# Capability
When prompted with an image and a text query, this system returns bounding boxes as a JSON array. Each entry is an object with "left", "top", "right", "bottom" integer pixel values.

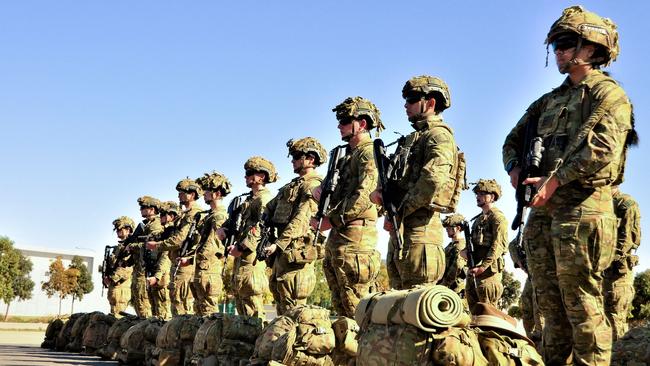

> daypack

[
  {"left": 55, "top": 312, "right": 85, "bottom": 351},
  {"left": 216, "top": 315, "right": 264, "bottom": 366},
  {"left": 120, "top": 318, "right": 165, "bottom": 365},
  {"left": 611, "top": 325, "right": 650, "bottom": 366},
  {"left": 82, "top": 312, "right": 116, "bottom": 354},
  {"left": 285, "top": 305, "right": 335, "bottom": 356},
  {"left": 144, "top": 318, "right": 166, "bottom": 366},
  {"left": 41, "top": 318, "right": 65, "bottom": 349},
  {"left": 68, "top": 312, "right": 100, "bottom": 352},
  {"left": 476, "top": 330, "right": 544, "bottom": 366},
  {"left": 330, "top": 316, "right": 358, "bottom": 366},
  {"left": 96, "top": 314, "right": 143, "bottom": 360},
  {"left": 156, "top": 314, "right": 205, "bottom": 366},
  {"left": 357, "top": 322, "right": 433, "bottom": 366},
  {"left": 431, "top": 327, "right": 488, "bottom": 366},
  {"left": 251, "top": 316, "right": 296, "bottom": 363},
  {"left": 190, "top": 313, "right": 227, "bottom": 366}
]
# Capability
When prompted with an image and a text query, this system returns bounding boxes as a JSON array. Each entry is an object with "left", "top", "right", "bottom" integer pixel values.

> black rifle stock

[
  {"left": 373, "top": 137, "right": 404, "bottom": 258},
  {"left": 463, "top": 220, "right": 478, "bottom": 290},
  {"left": 314, "top": 145, "right": 346, "bottom": 241},
  {"left": 100, "top": 245, "right": 117, "bottom": 296},
  {"left": 255, "top": 213, "right": 277, "bottom": 266},
  {"left": 223, "top": 193, "right": 249, "bottom": 260}
]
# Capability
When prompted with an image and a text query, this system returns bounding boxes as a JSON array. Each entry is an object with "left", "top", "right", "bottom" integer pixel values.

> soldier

[
  {"left": 193, "top": 172, "right": 231, "bottom": 316},
  {"left": 145, "top": 201, "right": 178, "bottom": 320},
  {"left": 263, "top": 137, "right": 325, "bottom": 315},
  {"left": 464, "top": 179, "right": 507, "bottom": 309},
  {"left": 217, "top": 157, "right": 276, "bottom": 319},
  {"left": 439, "top": 214, "right": 467, "bottom": 298},
  {"left": 502, "top": 6, "right": 633, "bottom": 364},
  {"left": 508, "top": 238, "right": 543, "bottom": 346},
  {"left": 105, "top": 216, "right": 134, "bottom": 317},
  {"left": 147, "top": 179, "right": 205, "bottom": 315},
  {"left": 371, "top": 75, "right": 459, "bottom": 290},
  {"left": 129, "top": 196, "right": 164, "bottom": 318},
  {"left": 312, "top": 96, "right": 382, "bottom": 318},
  {"left": 604, "top": 187, "right": 641, "bottom": 341}
]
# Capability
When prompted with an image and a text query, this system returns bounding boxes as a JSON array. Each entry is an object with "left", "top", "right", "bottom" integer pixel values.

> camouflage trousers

[
  {"left": 520, "top": 276, "right": 544, "bottom": 345},
  {"left": 603, "top": 258, "right": 636, "bottom": 341},
  {"left": 233, "top": 261, "right": 268, "bottom": 319},
  {"left": 269, "top": 260, "right": 316, "bottom": 315},
  {"left": 148, "top": 280, "right": 171, "bottom": 320},
  {"left": 387, "top": 209, "right": 445, "bottom": 290},
  {"left": 524, "top": 187, "right": 616, "bottom": 366},
  {"left": 170, "top": 267, "right": 195, "bottom": 316},
  {"left": 465, "top": 270, "right": 503, "bottom": 310},
  {"left": 131, "top": 273, "right": 152, "bottom": 318},
  {"left": 193, "top": 266, "right": 223, "bottom": 316},
  {"left": 323, "top": 224, "right": 380, "bottom": 318},
  {"left": 108, "top": 281, "right": 131, "bottom": 317}
]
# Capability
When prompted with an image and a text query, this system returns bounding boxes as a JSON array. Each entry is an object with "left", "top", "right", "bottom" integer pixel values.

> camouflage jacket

[
  {"left": 327, "top": 134, "right": 378, "bottom": 227},
  {"left": 470, "top": 207, "right": 508, "bottom": 272},
  {"left": 440, "top": 238, "right": 467, "bottom": 293},
  {"left": 613, "top": 190, "right": 641, "bottom": 260},
  {"left": 131, "top": 217, "right": 163, "bottom": 276},
  {"left": 152, "top": 222, "right": 175, "bottom": 282},
  {"left": 503, "top": 70, "right": 632, "bottom": 203},
  {"left": 393, "top": 115, "right": 457, "bottom": 218},
  {"left": 109, "top": 244, "right": 133, "bottom": 285},
  {"left": 159, "top": 204, "right": 205, "bottom": 272},
  {"left": 265, "top": 170, "right": 322, "bottom": 251},
  {"left": 194, "top": 203, "right": 228, "bottom": 273},
  {"left": 231, "top": 187, "right": 272, "bottom": 265}
]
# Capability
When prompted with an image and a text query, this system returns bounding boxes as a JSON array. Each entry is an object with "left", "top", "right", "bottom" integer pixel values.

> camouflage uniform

[
  {"left": 227, "top": 157, "right": 276, "bottom": 318},
  {"left": 193, "top": 172, "right": 231, "bottom": 316},
  {"left": 439, "top": 214, "right": 467, "bottom": 297},
  {"left": 466, "top": 179, "right": 508, "bottom": 309},
  {"left": 158, "top": 179, "right": 206, "bottom": 315},
  {"left": 502, "top": 6, "right": 632, "bottom": 364},
  {"left": 266, "top": 138, "right": 326, "bottom": 315},
  {"left": 604, "top": 189, "right": 641, "bottom": 341},
  {"left": 324, "top": 97, "right": 382, "bottom": 318},
  {"left": 386, "top": 76, "right": 458, "bottom": 290},
  {"left": 508, "top": 238, "right": 543, "bottom": 344},
  {"left": 107, "top": 217, "right": 135, "bottom": 317},
  {"left": 147, "top": 201, "right": 178, "bottom": 320}
]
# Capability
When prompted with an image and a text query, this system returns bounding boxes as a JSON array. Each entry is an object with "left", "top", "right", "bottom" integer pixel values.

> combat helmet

[
  {"left": 332, "top": 96, "right": 385, "bottom": 135},
  {"left": 197, "top": 171, "right": 232, "bottom": 196},
  {"left": 546, "top": 5, "right": 619, "bottom": 66},
  {"left": 402, "top": 75, "right": 451, "bottom": 112},
  {"left": 112, "top": 216, "right": 135, "bottom": 231},
  {"left": 137, "top": 196, "right": 162, "bottom": 210},
  {"left": 442, "top": 213, "right": 466, "bottom": 228},
  {"left": 472, "top": 179, "right": 502, "bottom": 201},
  {"left": 244, "top": 156, "right": 278, "bottom": 183},
  {"left": 176, "top": 178, "right": 203, "bottom": 198},
  {"left": 287, "top": 137, "right": 327, "bottom": 166},
  {"left": 159, "top": 201, "right": 181, "bottom": 216}
]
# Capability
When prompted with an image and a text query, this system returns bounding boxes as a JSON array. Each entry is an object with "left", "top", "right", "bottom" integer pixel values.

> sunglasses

[
  {"left": 552, "top": 36, "right": 579, "bottom": 52},
  {"left": 338, "top": 117, "right": 354, "bottom": 126},
  {"left": 245, "top": 169, "right": 260, "bottom": 177},
  {"left": 291, "top": 152, "right": 305, "bottom": 160},
  {"left": 405, "top": 95, "right": 424, "bottom": 104}
]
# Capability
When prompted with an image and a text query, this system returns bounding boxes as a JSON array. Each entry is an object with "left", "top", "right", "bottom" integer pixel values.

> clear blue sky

[{"left": 1, "top": 1, "right": 648, "bottom": 278}]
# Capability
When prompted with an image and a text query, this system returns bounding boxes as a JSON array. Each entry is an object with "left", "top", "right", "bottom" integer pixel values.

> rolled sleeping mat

[{"left": 356, "top": 285, "right": 469, "bottom": 332}]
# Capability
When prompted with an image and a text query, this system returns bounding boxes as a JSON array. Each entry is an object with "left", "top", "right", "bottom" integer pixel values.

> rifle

[
  {"left": 462, "top": 220, "right": 478, "bottom": 290},
  {"left": 100, "top": 245, "right": 117, "bottom": 296},
  {"left": 314, "top": 145, "right": 346, "bottom": 241},
  {"left": 171, "top": 210, "right": 209, "bottom": 279},
  {"left": 255, "top": 213, "right": 277, "bottom": 266},
  {"left": 373, "top": 137, "right": 405, "bottom": 259},
  {"left": 223, "top": 193, "right": 249, "bottom": 260}
]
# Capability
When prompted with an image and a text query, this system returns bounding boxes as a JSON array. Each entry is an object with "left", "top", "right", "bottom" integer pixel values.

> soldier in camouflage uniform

[
  {"left": 147, "top": 179, "right": 206, "bottom": 315},
  {"left": 465, "top": 179, "right": 507, "bottom": 310},
  {"left": 192, "top": 172, "right": 231, "bottom": 315},
  {"left": 371, "top": 76, "right": 458, "bottom": 290},
  {"left": 508, "top": 238, "right": 544, "bottom": 346},
  {"left": 604, "top": 187, "right": 641, "bottom": 341},
  {"left": 263, "top": 137, "right": 325, "bottom": 315},
  {"left": 128, "top": 196, "right": 164, "bottom": 318},
  {"left": 502, "top": 6, "right": 633, "bottom": 364},
  {"left": 313, "top": 96, "right": 382, "bottom": 318},
  {"left": 439, "top": 214, "right": 467, "bottom": 298},
  {"left": 145, "top": 201, "right": 177, "bottom": 320},
  {"left": 217, "top": 157, "right": 276, "bottom": 319},
  {"left": 105, "top": 216, "right": 134, "bottom": 317}
]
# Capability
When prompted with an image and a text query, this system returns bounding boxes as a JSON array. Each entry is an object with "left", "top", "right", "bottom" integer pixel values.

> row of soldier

[{"left": 101, "top": 5, "right": 641, "bottom": 365}]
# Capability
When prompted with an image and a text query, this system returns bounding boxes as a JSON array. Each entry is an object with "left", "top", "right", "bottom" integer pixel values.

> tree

[
  {"left": 308, "top": 260, "right": 332, "bottom": 310},
  {"left": 499, "top": 270, "right": 521, "bottom": 311},
  {"left": 68, "top": 256, "right": 94, "bottom": 313},
  {"left": 631, "top": 269, "right": 650, "bottom": 321},
  {"left": 42, "top": 256, "right": 79, "bottom": 316},
  {"left": 0, "top": 236, "right": 35, "bottom": 321}
]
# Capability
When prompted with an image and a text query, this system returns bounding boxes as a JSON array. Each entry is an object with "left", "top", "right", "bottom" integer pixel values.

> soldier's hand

[
  {"left": 383, "top": 218, "right": 394, "bottom": 232},
  {"left": 370, "top": 189, "right": 383, "bottom": 205},
  {"left": 265, "top": 244, "right": 277, "bottom": 256},
  {"left": 525, "top": 175, "right": 559, "bottom": 207},
  {"left": 179, "top": 258, "right": 190, "bottom": 266},
  {"left": 147, "top": 277, "right": 158, "bottom": 286},
  {"left": 469, "top": 266, "right": 486, "bottom": 276},
  {"left": 459, "top": 248, "right": 468, "bottom": 260},
  {"left": 216, "top": 228, "right": 226, "bottom": 241},
  {"left": 318, "top": 217, "right": 332, "bottom": 232},
  {"left": 103, "top": 277, "right": 111, "bottom": 287},
  {"left": 229, "top": 245, "right": 242, "bottom": 257},
  {"left": 509, "top": 167, "right": 521, "bottom": 188},
  {"left": 145, "top": 241, "right": 158, "bottom": 250},
  {"left": 312, "top": 186, "right": 323, "bottom": 201}
]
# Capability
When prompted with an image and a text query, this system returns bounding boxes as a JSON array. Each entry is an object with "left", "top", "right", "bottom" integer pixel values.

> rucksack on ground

[
  {"left": 55, "top": 312, "right": 85, "bottom": 351},
  {"left": 96, "top": 313, "right": 142, "bottom": 360},
  {"left": 82, "top": 312, "right": 116, "bottom": 355}
]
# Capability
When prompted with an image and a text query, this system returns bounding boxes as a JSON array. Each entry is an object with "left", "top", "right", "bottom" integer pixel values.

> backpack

[
  {"left": 216, "top": 315, "right": 264, "bottom": 366},
  {"left": 331, "top": 316, "right": 359, "bottom": 366},
  {"left": 357, "top": 323, "right": 433, "bottom": 366},
  {"left": 476, "top": 330, "right": 544, "bottom": 366},
  {"left": 82, "top": 313, "right": 116, "bottom": 354},
  {"left": 429, "top": 128, "right": 467, "bottom": 214},
  {"left": 431, "top": 327, "right": 488, "bottom": 366},
  {"left": 156, "top": 314, "right": 205, "bottom": 366},
  {"left": 55, "top": 312, "right": 85, "bottom": 351},
  {"left": 120, "top": 318, "right": 165, "bottom": 364},
  {"left": 41, "top": 318, "right": 65, "bottom": 349},
  {"left": 285, "top": 305, "right": 335, "bottom": 356},
  {"left": 96, "top": 314, "right": 143, "bottom": 360},
  {"left": 251, "top": 316, "right": 296, "bottom": 363},
  {"left": 144, "top": 319, "right": 165, "bottom": 366},
  {"left": 190, "top": 313, "right": 227, "bottom": 366},
  {"left": 67, "top": 312, "right": 100, "bottom": 352}
]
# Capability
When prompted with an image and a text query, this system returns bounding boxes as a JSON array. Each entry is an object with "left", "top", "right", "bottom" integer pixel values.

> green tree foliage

[
  {"left": 499, "top": 270, "right": 521, "bottom": 311},
  {"left": 69, "top": 256, "right": 94, "bottom": 313},
  {"left": 308, "top": 260, "right": 332, "bottom": 310},
  {"left": 508, "top": 305, "right": 523, "bottom": 319},
  {"left": 631, "top": 269, "right": 650, "bottom": 321},
  {"left": 0, "top": 236, "right": 35, "bottom": 321},
  {"left": 42, "top": 256, "right": 79, "bottom": 316}
]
